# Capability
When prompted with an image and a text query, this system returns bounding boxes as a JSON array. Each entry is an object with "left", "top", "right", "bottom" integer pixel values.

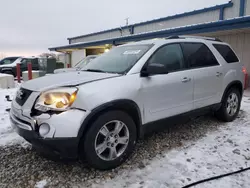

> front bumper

[
  {"left": 10, "top": 97, "right": 89, "bottom": 159},
  {"left": 12, "top": 120, "right": 78, "bottom": 159}
]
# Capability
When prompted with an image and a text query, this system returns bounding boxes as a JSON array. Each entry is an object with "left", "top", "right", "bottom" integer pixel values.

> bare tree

[
  {"left": 39, "top": 52, "right": 57, "bottom": 60},
  {"left": 0, "top": 53, "right": 6, "bottom": 59}
]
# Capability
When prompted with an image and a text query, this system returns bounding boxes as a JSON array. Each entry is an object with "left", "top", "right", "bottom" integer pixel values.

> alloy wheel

[
  {"left": 94, "top": 120, "right": 129, "bottom": 161},
  {"left": 226, "top": 93, "right": 239, "bottom": 116}
]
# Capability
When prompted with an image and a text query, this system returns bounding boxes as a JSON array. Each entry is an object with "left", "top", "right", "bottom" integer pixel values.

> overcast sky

[{"left": 0, "top": 0, "right": 228, "bottom": 57}]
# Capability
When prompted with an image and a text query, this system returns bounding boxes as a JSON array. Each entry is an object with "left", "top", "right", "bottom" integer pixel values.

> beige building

[{"left": 50, "top": 0, "right": 250, "bottom": 84}]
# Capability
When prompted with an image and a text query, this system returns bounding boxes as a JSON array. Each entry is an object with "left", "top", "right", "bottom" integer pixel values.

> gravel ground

[{"left": 0, "top": 112, "right": 227, "bottom": 188}]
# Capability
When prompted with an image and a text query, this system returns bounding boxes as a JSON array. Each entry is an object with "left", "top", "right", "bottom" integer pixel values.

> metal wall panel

[
  {"left": 216, "top": 33, "right": 250, "bottom": 74},
  {"left": 224, "top": 0, "right": 240, "bottom": 19},
  {"left": 70, "top": 28, "right": 131, "bottom": 44},
  {"left": 246, "top": 0, "right": 250, "bottom": 15},
  {"left": 134, "top": 10, "right": 220, "bottom": 34},
  {"left": 71, "top": 49, "right": 86, "bottom": 67},
  {"left": 68, "top": 0, "right": 242, "bottom": 45}
]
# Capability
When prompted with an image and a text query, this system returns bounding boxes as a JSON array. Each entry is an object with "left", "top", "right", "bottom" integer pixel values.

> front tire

[
  {"left": 216, "top": 88, "right": 241, "bottom": 122},
  {"left": 81, "top": 110, "right": 137, "bottom": 170}
]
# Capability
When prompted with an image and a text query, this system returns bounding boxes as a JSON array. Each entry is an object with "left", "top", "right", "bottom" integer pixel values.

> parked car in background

[
  {"left": 10, "top": 36, "right": 246, "bottom": 170},
  {"left": 0, "top": 56, "right": 21, "bottom": 67},
  {"left": 0, "top": 57, "right": 40, "bottom": 77},
  {"left": 54, "top": 55, "right": 98, "bottom": 74},
  {"left": 0, "top": 57, "right": 23, "bottom": 76}
]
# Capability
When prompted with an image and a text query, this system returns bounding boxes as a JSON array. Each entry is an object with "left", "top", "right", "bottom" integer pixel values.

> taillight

[
  {"left": 242, "top": 66, "right": 248, "bottom": 90},
  {"left": 242, "top": 66, "right": 247, "bottom": 74}
]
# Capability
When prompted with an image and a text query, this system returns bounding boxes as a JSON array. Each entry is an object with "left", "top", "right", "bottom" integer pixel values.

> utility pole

[{"left": 125, "top": 17, "right": 129, "bottom": 26}]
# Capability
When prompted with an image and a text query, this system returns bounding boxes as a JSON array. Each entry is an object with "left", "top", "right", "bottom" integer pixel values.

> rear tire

[
  {"left": 80, "top": 110, "right": 137, "bottom": 170},
  {"left": 216, "top": 88, "right": 241, "bottom": 122}
]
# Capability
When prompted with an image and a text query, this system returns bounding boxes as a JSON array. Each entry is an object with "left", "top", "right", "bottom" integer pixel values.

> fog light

[{"left": 39, "top": 123, "right": 50, "bottom": 137}]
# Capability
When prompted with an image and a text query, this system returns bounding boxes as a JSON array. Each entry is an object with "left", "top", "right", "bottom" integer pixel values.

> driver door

[{"left": 140, "top": 43, "right": 194, "bottom": 123}]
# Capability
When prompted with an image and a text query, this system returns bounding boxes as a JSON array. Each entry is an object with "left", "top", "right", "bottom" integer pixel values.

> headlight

[{"left": 35, "top": 87, "right": 78, "bottom": 112}]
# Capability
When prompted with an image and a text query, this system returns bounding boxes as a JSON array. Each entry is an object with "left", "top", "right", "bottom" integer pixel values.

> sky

[{"left": 0, "top": 0, "right": 228, "bottom": 57}]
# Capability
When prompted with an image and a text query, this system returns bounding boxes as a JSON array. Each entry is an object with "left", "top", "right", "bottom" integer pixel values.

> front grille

[
  {"left": 15, "top": 115, "right": 32, "bottom": 126},
  {"left": 15, "top": 88, "right": 33, "bottom": 106},
  {"left": 10, "top": 112, "right": 32, "bottom": 130}
]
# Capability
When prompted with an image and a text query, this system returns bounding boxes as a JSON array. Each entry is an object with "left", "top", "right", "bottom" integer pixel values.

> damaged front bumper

[
  {"left": 11, "top": 118, "right": 78, "bottom": 159},
  {"left": 9, "top": 91, "right": 89, "bottom": 159}
]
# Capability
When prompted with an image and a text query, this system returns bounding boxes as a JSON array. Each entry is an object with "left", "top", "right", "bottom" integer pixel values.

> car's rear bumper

[{"left": 11, "top": 115, "right": 79, "bottom": 159}]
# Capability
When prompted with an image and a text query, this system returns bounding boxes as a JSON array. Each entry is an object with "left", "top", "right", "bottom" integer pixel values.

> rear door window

[
  {"left": 21, "top": 58, "right": 28, "bottom": 66},
  {"left": 181, "top": 43, "right": 219, "bottom": 69},
  {"left": 213, "top": 44, "right": 239, "bottom": 63}
]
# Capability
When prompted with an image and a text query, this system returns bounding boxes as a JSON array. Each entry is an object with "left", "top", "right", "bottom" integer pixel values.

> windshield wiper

[{"left": 83, "top": 69, "right": 105, "bottom": 73}]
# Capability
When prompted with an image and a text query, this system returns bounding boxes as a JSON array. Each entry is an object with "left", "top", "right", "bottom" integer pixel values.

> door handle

[
  {"left": 182, "top": 77, "right": 191, "bottom": 83},
  {"left": 216, "top": 72, "right": 223, "bottom": 77}
]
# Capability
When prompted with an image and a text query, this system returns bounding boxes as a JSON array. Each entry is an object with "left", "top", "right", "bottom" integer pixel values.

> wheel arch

[
  {"left": 222, "top": 80, "right": 243, "bottom": 102},
  {"left": 77, "top": 99, "right": 143, "bottom": 142}
]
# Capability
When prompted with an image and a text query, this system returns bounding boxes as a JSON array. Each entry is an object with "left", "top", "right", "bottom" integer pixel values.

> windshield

[
  {"left": 0, "top": 57, "right": 18, "bottom": 65},
  {"left": 82, "top": 45, "right": 151, "bottom": 74},
  {"left": 74, "top": 56, "right": 97, "bottom": 69}
]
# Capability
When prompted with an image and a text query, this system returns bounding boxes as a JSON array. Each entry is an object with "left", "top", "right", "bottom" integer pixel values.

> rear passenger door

[{"left": 181, "top": 42, "right": 223, "bottom": 109}]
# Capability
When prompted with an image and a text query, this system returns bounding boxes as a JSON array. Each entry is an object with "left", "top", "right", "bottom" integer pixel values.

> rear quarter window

[{"left": 213, "top": 44, "right": 239, "bottom": 63}]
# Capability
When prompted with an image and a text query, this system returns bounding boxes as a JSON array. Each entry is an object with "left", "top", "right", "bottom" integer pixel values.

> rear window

[{"left": 213, "top": 44, "right": 239, "bottom": 63}]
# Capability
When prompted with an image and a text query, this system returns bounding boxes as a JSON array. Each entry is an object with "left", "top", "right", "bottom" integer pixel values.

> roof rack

[{"left": 166, "top": 35, "right": 222, "bottom": 42}]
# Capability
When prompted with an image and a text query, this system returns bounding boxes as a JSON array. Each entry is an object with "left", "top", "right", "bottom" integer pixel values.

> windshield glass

[
  {"left": 0, "top": 57, "right": 18, "bottom": 65},
  {"left": 74, "top": 56, "right": 97, "bottom": 69},
  {"left": 82, "top": 45, "right": 151, "bottom": 74}
]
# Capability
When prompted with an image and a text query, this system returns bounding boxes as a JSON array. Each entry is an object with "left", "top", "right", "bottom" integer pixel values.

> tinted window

[
  {"left": 148, "top": 44, "right": 185, "bottom": 72},
  {"left": 21, "top": 58, "right": 37, "bottom": 64},
  {"left": 20, "top": 58, "right": 28, "bottom": 66},
  {"left": 181, "top": 43, "right": 219, "bottom": 68},
  {"left": 32, "top": 58, "right": 39, "bottom": 66},
  {"left": 213, "top": 44, "right": 239, "bottom": 63}
]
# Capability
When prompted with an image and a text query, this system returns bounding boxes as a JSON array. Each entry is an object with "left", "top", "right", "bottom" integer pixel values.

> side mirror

[{"left": 141, "top": 63, "right": 168, "bottom": 77}]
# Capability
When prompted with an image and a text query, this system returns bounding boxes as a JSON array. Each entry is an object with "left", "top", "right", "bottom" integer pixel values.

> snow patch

[
  {"left": 96, "top": 96, "right": 250, "bottom": 188},
  {"left": 35, "top": 179, "right": 47, "bottom": 188},
  {"left": 0, "top": 87, "right": 25, "bottom": 146}
]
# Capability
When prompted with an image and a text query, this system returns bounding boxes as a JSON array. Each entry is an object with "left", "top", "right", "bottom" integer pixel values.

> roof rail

[{"left": 166, "top": 35, "right": 222, "bottom": 42}]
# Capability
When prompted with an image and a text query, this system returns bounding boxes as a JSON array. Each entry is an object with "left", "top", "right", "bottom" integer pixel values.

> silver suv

[{"left": 10, "top": 36, "right": 246, "bottom": 170}]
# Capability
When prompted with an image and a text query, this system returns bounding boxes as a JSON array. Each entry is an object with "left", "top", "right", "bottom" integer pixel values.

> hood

[
  {"left": 21, "top": 71, "right": 119, "bottom": 91},
  {"left": 54, "top": 68, "right": 77, "bottom": 74},
  {"left": 0, "top": 63, "right": 16, "bottom": 68},
  {"left": 0, "top": 58, "right": 23, "bottom": 68}
]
